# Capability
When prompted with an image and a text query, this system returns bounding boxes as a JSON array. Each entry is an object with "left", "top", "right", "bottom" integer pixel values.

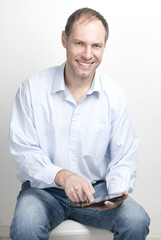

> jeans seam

[
  {"left": 48, "top": 208, "right": 66, "bottom": 230},
  {"left": 71, "top": 209, "right": 115, "bottom": 232}
]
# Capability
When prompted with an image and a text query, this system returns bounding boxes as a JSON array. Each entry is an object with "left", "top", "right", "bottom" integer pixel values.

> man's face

[{"left": 62, "top": 17, "right": 106, "bottom": 82}]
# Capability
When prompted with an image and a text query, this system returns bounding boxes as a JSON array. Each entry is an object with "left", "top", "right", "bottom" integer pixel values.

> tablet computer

[{"left": 68, "top": 193, "right": 125, "bottom": 208}]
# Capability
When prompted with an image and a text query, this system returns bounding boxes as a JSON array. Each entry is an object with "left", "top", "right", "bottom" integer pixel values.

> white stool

[{"left": 49, "top": 219, "right": 113, "bottom": 240}]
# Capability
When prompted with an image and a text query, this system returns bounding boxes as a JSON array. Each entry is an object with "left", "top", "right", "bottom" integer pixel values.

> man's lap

[{"left": 10, "top": 181, "right": 150, "bottom": 237}]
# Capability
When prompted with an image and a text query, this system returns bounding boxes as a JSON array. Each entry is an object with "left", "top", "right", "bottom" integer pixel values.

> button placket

[{"left": 68, "top": 106, "right": 80, "bottom": 172}]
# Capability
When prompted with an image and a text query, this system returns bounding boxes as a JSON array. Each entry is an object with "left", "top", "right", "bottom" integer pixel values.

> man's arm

[
  {"left": 92, "top": 92, "right": 137, "bottom": 211},
  {"left": 9, "top": 80, "right": 62, "bottom": 186},
  {"left": 105, "top": 92, "right": 138, "bottom": 195}
]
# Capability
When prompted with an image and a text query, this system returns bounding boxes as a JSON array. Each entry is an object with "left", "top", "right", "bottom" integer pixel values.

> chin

[{"left": 79, "top": 72, "right": 95, "bottom": 80}]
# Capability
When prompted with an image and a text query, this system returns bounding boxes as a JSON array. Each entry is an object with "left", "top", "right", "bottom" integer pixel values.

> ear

[{"left": 61, "top": 31, "right": 67, "bottom": 48}]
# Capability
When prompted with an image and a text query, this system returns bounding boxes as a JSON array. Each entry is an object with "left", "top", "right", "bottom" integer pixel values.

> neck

[
  {"left": 65, "top": 77, "right": 92, "bottom": 91},
  {"left": 64, "top": 70, "right": 94, "bottom": 104}
]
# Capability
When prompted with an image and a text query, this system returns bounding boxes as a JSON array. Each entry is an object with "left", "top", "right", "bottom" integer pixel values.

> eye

[
  {"left": 75, "top": 41, "right": 83, "bottom": 46},
  {"left": 93, "top": 44, "right": 102, "bottom": 49}
]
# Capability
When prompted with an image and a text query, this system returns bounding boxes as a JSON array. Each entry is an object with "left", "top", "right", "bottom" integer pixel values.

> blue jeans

[{"left": 10, "top": 181, "right": 150, "bottom": 240}]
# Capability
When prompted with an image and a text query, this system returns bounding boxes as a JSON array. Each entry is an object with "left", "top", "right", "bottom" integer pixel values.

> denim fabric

[{"left": 10, "top": 181, "right": 150, "bottom": 240}]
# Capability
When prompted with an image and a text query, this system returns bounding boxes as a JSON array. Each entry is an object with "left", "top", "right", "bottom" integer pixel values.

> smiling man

[{"left": 9, "top": 8, "right": 150, "bottom": 240}]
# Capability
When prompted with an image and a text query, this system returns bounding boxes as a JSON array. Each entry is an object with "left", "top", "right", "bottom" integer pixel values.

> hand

[
  {"left": 55, "top": 169, "right": 95, "bottom": 203},
  {"left": 90, "top": 191, "right": 128, "bottom": 211}
]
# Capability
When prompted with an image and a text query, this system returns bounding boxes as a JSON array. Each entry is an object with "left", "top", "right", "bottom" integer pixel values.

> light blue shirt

[{"left": 9, "top": 62, "right": 138, "bottom": 194}]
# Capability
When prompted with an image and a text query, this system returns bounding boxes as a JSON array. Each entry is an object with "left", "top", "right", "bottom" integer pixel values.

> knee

[
  {"left": 116, "top": 207, "right": 150, "bottom": 238},
  {"left": 126, "top": 209, "right": 150, "bottom": 233},
  {"left": 10, "top": 206, "right": 50, "bottom": 239},
  {"left": 10, "top": 216, "right": 49, "bottom": 240}
]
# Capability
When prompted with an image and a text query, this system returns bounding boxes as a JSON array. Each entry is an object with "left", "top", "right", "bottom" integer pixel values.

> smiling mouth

[{"left": 77, "top": 60, "right": 94, "bottom": 66}]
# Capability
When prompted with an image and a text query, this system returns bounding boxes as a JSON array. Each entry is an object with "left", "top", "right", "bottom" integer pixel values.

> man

[{"left": 9, "top": 8, "right": 150, "bottom": 240}]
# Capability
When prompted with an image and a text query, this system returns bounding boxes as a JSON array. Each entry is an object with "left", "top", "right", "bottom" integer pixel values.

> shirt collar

[
  {"left": 87, "top": 71, "right": 102, "bottom": 95},
  {"left": 52, "top": 62, "right": 102, "bottom": 95},
  {"left": 52, "top": 62, "right": 66, "bottom": 94}
]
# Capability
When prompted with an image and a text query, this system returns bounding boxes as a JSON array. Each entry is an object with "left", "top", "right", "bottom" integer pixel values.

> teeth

[{"left": 78, "top": 61, "right": 91, "bottom": 66}]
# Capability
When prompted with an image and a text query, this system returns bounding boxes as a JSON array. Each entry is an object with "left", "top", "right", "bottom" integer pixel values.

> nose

[{"left": 82, "top": 46, "right": 92, "bottom": 60}]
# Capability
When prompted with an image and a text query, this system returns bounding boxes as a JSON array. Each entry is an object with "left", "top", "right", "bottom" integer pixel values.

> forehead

[{"left": 70, "top": 17, "right": 106, "bottom": 43}]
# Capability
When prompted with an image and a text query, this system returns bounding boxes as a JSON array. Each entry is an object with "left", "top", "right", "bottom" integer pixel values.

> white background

[{"left": 0, "top": 0, "right": 161, "bottom": 238}]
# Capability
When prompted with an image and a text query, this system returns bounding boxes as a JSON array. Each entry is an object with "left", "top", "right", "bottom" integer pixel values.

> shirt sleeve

[
  {"left": 8, "top": 80, "right": 62, "bottom": 186},
  {"left": 105, "top": 91, "right": 138, "bottom": 194}
]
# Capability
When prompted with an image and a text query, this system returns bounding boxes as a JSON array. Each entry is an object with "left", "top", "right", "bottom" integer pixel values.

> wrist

[{"left": 55, "top": 169, "right": 74, "bottom": 187}]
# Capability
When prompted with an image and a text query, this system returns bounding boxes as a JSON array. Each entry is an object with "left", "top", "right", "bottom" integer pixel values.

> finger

[
  {"left": 104, "top": 201, "right": 115, "bottom": 208},
  {"left": 73, "top": 185, "right": 88, "bottom": 203},
  {"left": 104, "top": 198, "right": 123, "bottom": 209},
  {"left": 122, "top": 191, "right": 128, "bottom": 198},
  {"left": 83, "top": 184, "right": 95, "bottom": 203},
  {"left": 89, "top": 183, "right": 96, "bottom": 195},
  {"left": 74, "top": 185, "right": 94, "bottom": 203},
  {"left": 90, "top": 201, "right": 112, "bottom": 211},
  {"left": 68, "top": 188, "right": 82, "bottom": 203},
  {"left": 71, "top": 183, "right": 92, "bottom": 203}
]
